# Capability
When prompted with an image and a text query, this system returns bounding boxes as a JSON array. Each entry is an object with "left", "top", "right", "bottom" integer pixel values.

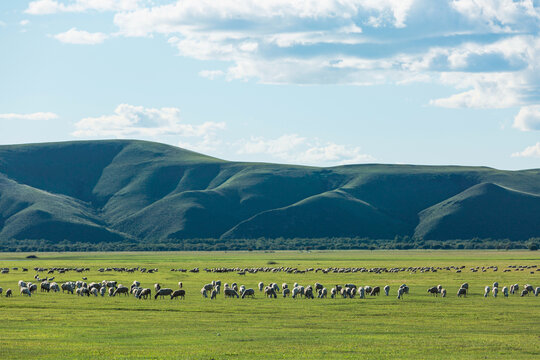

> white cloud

[
  {"left": 513, "top": 105, "right": 540, "bottom": 131},
  {"left": 511, "top": 142, "right": 540, "bottom": 158},
  {"left": 26, "top": 0, "right": 142, "bottom": 15},
  {"left": 20, "top": 20, "right": 30, "bottom": 26},
  {"left": 54, "top": 28, "right": 108, "bottom": 44},
  {"left": 199, "top": 70, "right": 225, "bottom": 80},
  {"left": 0, "top": 112, "right": 58, "bottom": 120},
  {"left": 0, "top": 21, "right": 6, "bottom": 27},
  {"left": 72, "top": 104, "right": 226, "bottom": 150},
  {"left": 237, "top": 134, "right": 374, "bottom": 166}
]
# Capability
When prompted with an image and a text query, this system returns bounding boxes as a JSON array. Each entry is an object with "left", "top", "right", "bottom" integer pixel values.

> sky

[{"left": 0, "top": 0, "right": 539, "bottom": 170}]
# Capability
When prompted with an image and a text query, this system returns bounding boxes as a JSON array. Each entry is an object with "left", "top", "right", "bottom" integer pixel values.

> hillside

[{"left": 0, "top": 140, "right": 539, "bottom": 246}]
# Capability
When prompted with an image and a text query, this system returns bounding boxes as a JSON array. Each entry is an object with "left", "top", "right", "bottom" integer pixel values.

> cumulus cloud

[
  {"left": 25, "top": 0, "right": 540, "bottom": 124},
  {"left": 54, "top": 28, "right": 108, "bottom": 44},
  {"left": 25, "top": 0, "right": 142, "bottom": 15},
  {"left": 72, "top": 104, "right": 226, "bottom": 151},
  {"left": 511, "top": 142, "right": 540, "bottom": 158},
  {"left": 20, "top": 20, "right": 30, "bottom": 26},
  {"left": 237, "top": 134, "right": 374, "bottom": 166},
  {"left": 0, "top": 112, "right": 58, "bottom": 120},
  {"left": 513, "top": 105, "right": 540, "bottom": 131}
]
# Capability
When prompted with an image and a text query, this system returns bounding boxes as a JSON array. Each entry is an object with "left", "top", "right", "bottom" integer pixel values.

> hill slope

[{"left": 0, "top": 140, "right": 538, "bottom": 243}]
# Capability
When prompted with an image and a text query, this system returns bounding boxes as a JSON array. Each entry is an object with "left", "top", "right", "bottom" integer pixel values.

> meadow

[{"left": 0, "top": 250, "right": 539, "bottom": 359}]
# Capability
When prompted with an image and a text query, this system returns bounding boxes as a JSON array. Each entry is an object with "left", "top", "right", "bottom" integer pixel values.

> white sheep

[
  {"left": 502, "top": 286, "right": 509, "bottom": 297},
  {"left": 384, "top": 285, "right": 390, "bottom": 296},
  {"left": 492, "top": 287, "right": 498, "bottom": 298},
  {"left": 484, "top": 286, "right": 490, "bottom": 297},
  {"left": 441, "top": 288, "right": 447, "bottom": 297}
]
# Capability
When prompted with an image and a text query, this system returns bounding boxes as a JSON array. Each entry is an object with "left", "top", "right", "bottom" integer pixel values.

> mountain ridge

[{"left": 0, "top": 139, "right": 538, "bottom": 243}]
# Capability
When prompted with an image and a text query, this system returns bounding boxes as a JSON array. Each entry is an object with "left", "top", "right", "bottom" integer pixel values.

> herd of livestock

[{"left": 0, "top": 263, "right": 538, "bottom": 301}]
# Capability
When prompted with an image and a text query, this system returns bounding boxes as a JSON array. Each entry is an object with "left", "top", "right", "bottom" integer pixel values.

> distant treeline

[{"left": 0, "top": 236, "right": 538, "bottom": 252}]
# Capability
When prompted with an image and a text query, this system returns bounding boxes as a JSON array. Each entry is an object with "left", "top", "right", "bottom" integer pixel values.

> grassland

[{"left": 0, "top": 250, "right": 539, "bottom": 359}]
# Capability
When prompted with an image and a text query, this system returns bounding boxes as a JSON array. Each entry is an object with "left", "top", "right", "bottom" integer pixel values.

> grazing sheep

[
  {"left": 258, "top": 282, "right": 264, "bottom": 292},
  {"left": 224, "top": 288, "right": 239, "bottom": 298},
  {"left": 457, "top": 287, "right": 467, "bottom": 297},
  {"left": 492, "top": 287, "right": 498, "bottom": 298},
  {"left": 359, "top": 287, "right": 365, "bottom": 299},
  {"left": 90, "top": 288, "right": 99, "bottom": 297},
  {"left": 400, "top": 285, "right": 409, "bottom": 294},
  {"left": 214, "top": 284, "right": 221, "bottom": 294},
  {"left": 493, "top": 282, "right": 499, "bottom": 288},
  {"left": 264, "top": 286, "right": 277, "bottom": 298},
  {"left": 292, "top": 286, "right": 302, "bottom": 299},
  {"left": 28, "top": 283, "right": 38, "bottom": 293},
  {"left": 427, "top": 286, "right": 438, "bottom": 296},
  {"left": 154, "top": 288, "right": 174, "bottom": 299},
  {"left": 271, "top": 283, "right": 280, "bottom": 293},
  {"left": 203, "top": 283, "right": 214, "bottom": 292},
  {"left": 484, "top": 286, "right": 491, "bottom": 297},
  {"left": 40, "top": 282, "right": 50, "bottom": 292},
  {"left": 318, "top": 288, "right": 328, "bottom": 298},
  {"left": 437, "top": 285, "right": 443, "bottom": 293},
  {"left": 397, "top": 287, "right": 404, "bottom": 300},
  {"left": 384, "top": 285, "right": 390, "bottom": 296},
  {"left": 282, "top": 288, "right": 290, "bottom": 297},
  {"left": 108, "top": 287, "right": 115, "bottom": 296},
  {"left": 330, "top": 287, "right": 337, "bottom": 299},
  {"left": 210, "top": 289, "right": 217, "bottom": 299},
  {"left": 5, "top": 288, "right": 12, "bottom": 297},
  {"left": 370, "top": 286, "right": 380, "bottom": 296},
  {"left": 364, "top": 286, "right": 372, "bottom": 294},
  {"left": 520, "top": 289, "right": 529, "bottom": 297},
  {"left": 50, "top": 283, "right": 60, "bottom": 293},
  {"left": 132, "top": 281, "right": 140, "bottom": 287},
  {"left": 241, "top": 288, "right": 255, "bottom": 299},
  {"left": 201, "top": 288, "right": 208, "bottom": 298},
  {"left": 171, "top": 289, "right": 185, "bottom": 300},
  {"left": 534, "top": 287, "right": 540, "bottom": 296},
  {"left": 178, "top": 282, "right": 183, "bottom": 289},
  {"left": 139, "top": 288, "right": 151, "bottom": 300},
  {"left": 20, "top": 287, "right": 31, "bottom": 297},
  {"left": 304, "top": 286, "right": 314, "bottom": 299},
  {"left": 502, "top": 286, "right": 509, "bottom": 297},
  {"left": 340, "top": 287, "right": 349, "bottom": 299},
  {"left": 113, "top": 286, "right": 129, "bottom": 297},
  {"left": 282, "top": 283, "right": 288, "bottom": 290},
  {"left": 100, "top": 286, "right": 106, "bottom": 296},
  {"left": 524, "top": 284, "right": 534, "bottom": 293},
  {"left": 314, "top": 283, "right": 324, "bottom": 292},
  {"left": 441, "top": 288, "right": 447, "bottom": 297},
  {"left": 154, "top": 283, "right": 161, "bottom": 293},
  {"left": 18, "top": 280, "right": 27, "bottom": 288}
]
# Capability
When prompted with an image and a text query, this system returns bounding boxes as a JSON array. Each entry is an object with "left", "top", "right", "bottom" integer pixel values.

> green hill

[{"left": 0, "top": 140, "right": 538, "bottom": 246}]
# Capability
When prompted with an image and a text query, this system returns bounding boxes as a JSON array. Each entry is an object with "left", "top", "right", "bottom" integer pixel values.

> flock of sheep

[{"left": 0, "top": 263, "right": 538, "bottom": 301}]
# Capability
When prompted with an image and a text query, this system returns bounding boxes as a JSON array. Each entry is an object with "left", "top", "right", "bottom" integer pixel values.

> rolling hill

[{"left": 0, "top": 140, "right": 538, "bottom": 245}]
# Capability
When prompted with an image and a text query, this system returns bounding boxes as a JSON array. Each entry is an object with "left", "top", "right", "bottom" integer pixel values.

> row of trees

[{"left": 0, "top": 237, "right": 538, "bottom": 252}]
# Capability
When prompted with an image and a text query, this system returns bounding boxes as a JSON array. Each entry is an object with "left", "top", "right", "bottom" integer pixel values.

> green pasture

[{"left": 0, "top": 250, "right": 539, "bottom": 359}]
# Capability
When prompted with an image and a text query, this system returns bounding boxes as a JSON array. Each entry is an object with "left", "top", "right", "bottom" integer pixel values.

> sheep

[
  {"left": 457, "top": 287, "right": 467, "bottom": 297},
  {"left": 264, "top": 286, "right": 277, "bottom": 298},
  {"left": 139, "top": 288, "right": 151, "bottom": 300},
  {"left": 359, "top": 287, "right": 365, "bottom": 299},
  {"left": 427, "top": 286, "right": 438, "bottom": 296},
  {"left": 90, "top": 288, "right": 99, "bottom": 297},
  {"left": 282, "top": 283, "right": 288, "bottom": 291},
  {"left": 132, "top": 281, "right": 140, "bottom": 288},
  {"left": 314, "top": 283, "right": 323, "bottom": 292},
  {"left": 40, "top": 282, "right": 50, "bottom": 292},
  {"left": 178, "top": 282, "right": 183, "bottom": 289},
  {"left": 502, "top": 286, "right": 509, "bottom": 297},
  {"left": 397, "top": 287, "right": 404, "bottom": 300},
  {"left": 203, "top": 283, "right": 214, "bottom": 292},
  {"left": 292, "top": 287, "right": 302, "bottom": 299},
  {"left": 61, "top": 283, "right": 74, "bottom": 294},
  {"left": 535, "top": 287, "right": 540, "bottom": 296},
  {"left": 5, "top": 288, "right": 12, "bottom": 297},
  {"left": 520, "top": 289, "right": 529, "bottom": 297},
  {"left": 493, "top": 282, "right": 499, "bottom": 288},
  {"left": 283, "top": 288, "right": 290, "bottom": 297},
  {"left": 330, "top": 287, "right": 337, "bottom": 299},
  {"left": 340, "top": 287, "right": 349, "bottom": 298},
  {"left": 239, "top": 285, "right": 246, "bottom": 294},
  {"left": 154, "top": 288, "right": 174, "bottom": 299},
  {"left": 484, "top": 286, "right": 491, "bottom": 297},
  {"left": 108, "top": 287, "right": 115, "bottom": 296},
  {"left": 171, "top": 289, "right": 185, "bottom": 300},
  {"left": 232, "top": 283, "right": 239, "bottom": 292},
  {"left": 99, "top": 286, "right": 106, "bottom": 296},
  {"left": 318, "top": 287, "right": 328, "bottom": 298},
  {"left": 400, "top": 285, "right": 409, "bottom": 294},
  {"left": 384, "top": 285, "right": 390, "bottom": 296},
  {"left": 210, "top": 289, "right": 217, "bottom": 299},
  {"left": 364, "top": 286, "right": 372, "bottom": 294},
  {"left": 370, "top": 286, "right": 380, "bottom": 296},
  {"left": 258, "top": 282, "right": 264, "bottom": 292},
  {"left": 28, "top": 283, "right": 38, "bottom": 293},
  {"left": 293, "top": 282, "right": 299, "bottom": 288},
  {"left": 154, "top": 283, "right": 161, "bottom": 293},
  {"left": 492, "top": 287, "right": 498, "bottom": 298},
  {"left": 201, "top": 288, "right": 208, "bottom": 298},
  {"left": 50, "top": 283, "right": 60, "bottom": 293},
  {"left": 241, "top": 288, "right": 255, "bottom": 299},
  {"left": 441, "top": 288, "right": 447, "bottom": 297},
  {"left": 224, "top": 288, "right": 239, "bottom": 298},
  {"left": 524, "top": 284, "right": 534, "bottom": 293},
  {"left": 271, "top": 283, "right": 280, "bottom": 293},
  {"left": 214, "top": 284, "right": 221, "bottom": 294},
  {"left": 437, "top": 284, "right": 443, "bottom": 293},
  {"left": 18, "top": 280, "right": 27, "bottom": 288},
  {"left": 304, "top": 286, "right": 314, "bottom": 299},
  {"left": 19, "top": 287, "right": 31, "bottom": 297},
  {"left": 113, "top": 286, "right": 129, "bottom": 297}
]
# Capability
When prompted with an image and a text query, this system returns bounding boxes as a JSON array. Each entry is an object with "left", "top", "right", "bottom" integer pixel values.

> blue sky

[{"left": 0, "top": 0, "right": 539, "bottom": 169}]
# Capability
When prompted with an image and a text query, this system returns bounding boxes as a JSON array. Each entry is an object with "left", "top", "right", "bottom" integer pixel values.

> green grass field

[{"left": 0, "top": 250, "right": 539, "bottom": 359}]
